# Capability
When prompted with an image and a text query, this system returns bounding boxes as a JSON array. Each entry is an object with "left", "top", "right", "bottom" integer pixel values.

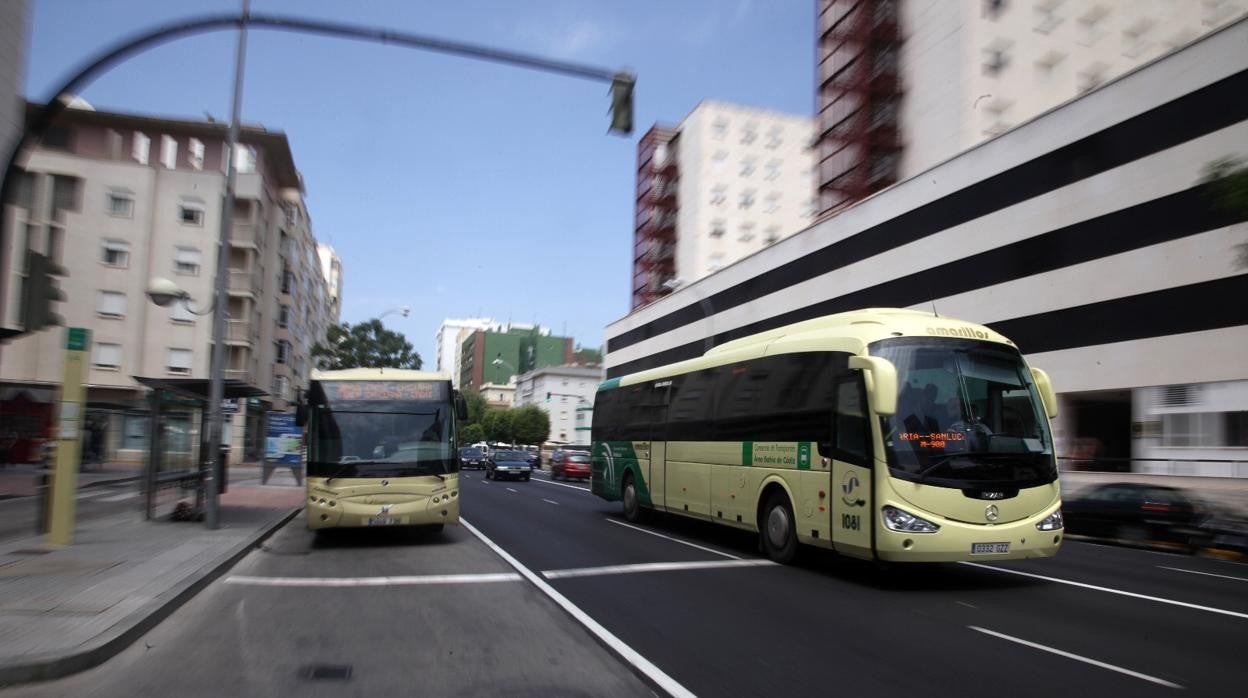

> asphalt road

[{"left": 4, "top": 467, "right": 1245, "bottom": 697}]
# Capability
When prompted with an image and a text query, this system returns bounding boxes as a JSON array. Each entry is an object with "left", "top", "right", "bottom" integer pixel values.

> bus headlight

[
  {"left": 882, "top": 506, "right": 940, "bottom": 534},
  {"left": 1036, "top": 510, "right": 1064, "bottom": 531}
]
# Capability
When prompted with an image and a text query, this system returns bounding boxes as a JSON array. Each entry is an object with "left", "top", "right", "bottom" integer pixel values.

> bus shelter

[{"left": 133, "top": 377, "right": 266, "bottom": 521}]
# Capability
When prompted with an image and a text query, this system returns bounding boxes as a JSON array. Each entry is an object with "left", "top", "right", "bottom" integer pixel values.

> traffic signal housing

[
  {"left": 20, "top": 251, "right": 67, "bottom": 332},
  {"left": 609, "top": 72, "right": 634, "bottom": 136},
  {"left": 545, "top": 392, "right": 551, "bottom": 403}
]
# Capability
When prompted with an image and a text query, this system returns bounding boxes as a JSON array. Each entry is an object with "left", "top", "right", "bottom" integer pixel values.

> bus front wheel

[
  {"left": 622, "top": 474, "right": 643, "bottom": 523},
  {"left": 761, "top": 491, "right": 798, "bottom": 564}
]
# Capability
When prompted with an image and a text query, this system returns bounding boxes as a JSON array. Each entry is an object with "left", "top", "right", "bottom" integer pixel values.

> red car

[{"left": 550, "top": 450, "right": 591, "bottom": 481}]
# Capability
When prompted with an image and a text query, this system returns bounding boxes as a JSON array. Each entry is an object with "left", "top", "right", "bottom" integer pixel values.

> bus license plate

[
  {"left": 971, "top": 542, "right": 1010, "bottom": 554},
  {"left": 368, "top": 516, "right": 400, "bottom": 526}
]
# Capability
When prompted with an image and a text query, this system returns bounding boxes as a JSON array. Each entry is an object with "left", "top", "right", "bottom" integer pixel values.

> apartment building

[
  {"left": 0, "top": 103, "right": 336, "bottom": 463},
  {"left": 316, "top": 243, "right": 343, "bottom": 327},
  {"left": 815, "top": 0, "right": 1247, "bottom": 217},
  {"left": 458, "top": 323, "right": 572, "bottom": 392},
  {"left": 434, "top": 317, "right": 496, "bottom": 388},
  {"left": 513, "top": 364, "right": 604, "bottom": 443},
  {"left": 632, "top": 101, "right": 816, "bottom": 309}
]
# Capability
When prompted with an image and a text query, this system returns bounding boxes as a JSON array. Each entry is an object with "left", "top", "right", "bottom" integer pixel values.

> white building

[
  {"left": 479, "top": 381, "right": 516, "bottom": 409},
  {"left": 632, "top": 101, "right": 817, "bottom": 308},
  {"left": 608, "top": 19, "right": 1248, "bottom": 477},
  {"left": 896, "top": 0, "right": 1248, "bottom": 179},
  {"left": 316, "top": 243, "right": 343, "bottom": 326},
  {"left": 514, "top": 365, "right": 604, "bottom": 443},
  {"left": 434, "top": 317, "right": 496, "bottom": 388}
]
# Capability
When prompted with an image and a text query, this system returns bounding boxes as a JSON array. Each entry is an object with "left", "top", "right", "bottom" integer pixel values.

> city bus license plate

[
  {"left": 368, "top": 516, "right": 400, "bottom": 526},
  {"left": 971, "top": 542, "right": 1010, "bottom": 554}
]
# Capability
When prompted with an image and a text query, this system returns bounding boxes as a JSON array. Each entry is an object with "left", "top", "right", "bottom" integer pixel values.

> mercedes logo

[{"left": 985, "top": 504, "right": 1000, "bottom": 522}]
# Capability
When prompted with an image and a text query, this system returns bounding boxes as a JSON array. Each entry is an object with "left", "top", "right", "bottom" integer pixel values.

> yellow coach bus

[
  {"left": 297, "top": 369, "right": 468, "bottom": 533},
  {"left": 591, "top": 308, "right": 1063, "bottom": 563}
]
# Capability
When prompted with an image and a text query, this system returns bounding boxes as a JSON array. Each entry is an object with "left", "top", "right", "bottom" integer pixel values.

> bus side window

[{"left": 833, "top": 375, "right": 871, "bottom": 466}]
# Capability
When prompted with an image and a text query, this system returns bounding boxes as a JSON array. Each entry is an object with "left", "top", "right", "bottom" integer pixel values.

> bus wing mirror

[
  {"left": 454, "top": 391, "right": 469, "bottom": 421},
  {"left": 1030, "top": 367, "right": 1058, "bottom": 420},
  {"left": 849, "top": 355, "right": 898, "bottom": 416},
  {"left": 295, "top": 401, "right": 308, "bottom": 427}
]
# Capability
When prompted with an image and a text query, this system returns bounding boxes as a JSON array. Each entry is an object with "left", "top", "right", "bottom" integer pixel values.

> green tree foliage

[
  {"left": 512, "top": 406, "right": 551, "bottom": 445},
  {"left": 311, "top": 319, "right": 422, "bottom": 370},
  {"left": 463, "top": 391, "right": 488, "bottom": 426},
  {"left": 459, "top": 423, "right": 484, "bottom": 446},
  {"left": 1202, "top": 156, "right": 1248, "bottom": 269},
  {"left": 480, "top": 409, "right": 515, "bottom": 444}
]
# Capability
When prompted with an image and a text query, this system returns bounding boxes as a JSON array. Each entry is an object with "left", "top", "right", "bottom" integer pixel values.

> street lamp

[
  {"left": 491, "top": 354, "right": 518, "bottom": 383},
  {"left": 146, "top": 277, "right": 214, "bottom": 315},
  {"left": 378, "top": 306, "right": 410, "bottom": 321}
]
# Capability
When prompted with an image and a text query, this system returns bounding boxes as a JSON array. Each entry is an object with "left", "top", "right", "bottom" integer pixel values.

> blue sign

[{"left": 266, "top": 414, "right": 302, "bottom": 464}]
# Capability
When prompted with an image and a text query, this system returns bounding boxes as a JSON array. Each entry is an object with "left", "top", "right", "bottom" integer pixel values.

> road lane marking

[
  {"left": 606, "top": 518, "right": 742, "bottom": 560},
  {"left": 97, "top": 492, "right": 138, "bottom": 502},
  {"left": 461, "top": 518, "right": 696, "bottom": 698},
  {"left": 76, "top": 490, "right": 110, "bottom": 500},
  {"left": 1158, "top": 566, "right": 1248, "bottom": 583},
  {"left": 530, "top": 476, "right": 591, "bottom": 493},
  {"left": 969, "top": 626, "right": 1183, "bottom": 689},
  {"left": 956, "top": 601, "right": 977, "bottom": 609},
  {"left": 542, "top": 499, "right": 559, "bottom": 505},
  {"left": 961, "top": 562, "right": 1248, "bottom": 620},
  {"left": 224, "top": 573, "right": 522, "bottom": 587},
  {"left": 543, "top": 559, "right": 776, "bottom": 579}
]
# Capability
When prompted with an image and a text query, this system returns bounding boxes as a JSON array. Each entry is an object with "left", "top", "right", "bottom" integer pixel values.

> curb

[{"left": 0, "top": 507, "right": 303, "bottom": 687}]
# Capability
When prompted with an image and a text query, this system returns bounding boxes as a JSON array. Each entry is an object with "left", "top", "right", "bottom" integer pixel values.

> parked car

[
  {"left": 485, "top": 449, "right": 532, "bottom": 481},
  {"left": 550, "top": 449, "right": 591, "bottom": 481},
  {"left": 1063, "top": 482, "right": 1207, "bottom": 550},
  {"left": 459, "top": 446, "right": 486, "bottom": 470}
]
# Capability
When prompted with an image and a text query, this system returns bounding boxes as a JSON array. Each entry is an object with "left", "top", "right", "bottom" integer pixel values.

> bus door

[
  {"left": 829, "top": 373, "right": 874, "bottom": 559},
  {"left": 646, "top": 381, "right": 671, "bottom": 510}
]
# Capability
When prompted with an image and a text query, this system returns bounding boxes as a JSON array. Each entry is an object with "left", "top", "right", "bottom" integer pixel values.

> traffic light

[
  {"left": 545, "top": 392, "right": 551, "bottom": 403},
  {"left": 609, "top": 71, "right": 635, "bottom": 136},
  {"left": 20, "top": 251, "right": 67, "bottom": 332}
]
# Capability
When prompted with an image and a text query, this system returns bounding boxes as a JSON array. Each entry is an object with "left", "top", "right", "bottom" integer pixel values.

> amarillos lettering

[{"left": 926, "top": 326, "right": 990, "bottom": 340}]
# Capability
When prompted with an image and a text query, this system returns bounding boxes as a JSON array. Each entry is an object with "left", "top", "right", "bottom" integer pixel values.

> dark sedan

[
  {"left": 459, "top": 447, "right": 486, "bottom": 470},
  {"left": 1063, "top": 482, "right": 1206, "bottom": 550},
  {"left": 485, "top": 450, "right": 532, "bottom": 481}
]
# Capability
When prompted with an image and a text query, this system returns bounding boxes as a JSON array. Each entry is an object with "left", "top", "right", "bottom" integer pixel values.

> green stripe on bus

[
  {"left": 599, "top": 377, "right": 621, "bottom": 390},
  {"left": 742, "top": 442, "right": 753, "bottom": 466}
]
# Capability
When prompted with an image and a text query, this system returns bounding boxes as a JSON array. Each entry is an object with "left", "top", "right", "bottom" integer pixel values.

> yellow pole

[{"left": 47, "top": 327, "right": 89, "bottom": 547}]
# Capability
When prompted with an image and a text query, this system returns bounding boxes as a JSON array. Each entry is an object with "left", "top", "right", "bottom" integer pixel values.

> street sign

[{"left": 66, "top": 327, "right": 89, "bottom": 351}]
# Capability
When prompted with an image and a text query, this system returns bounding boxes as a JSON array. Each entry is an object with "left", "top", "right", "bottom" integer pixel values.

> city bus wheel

[
  {"left": 622, "top": 474, "right": 643, "bottom": 523},
  {"left": 761, "top": 491, "right": 798, "bottom": 564}
]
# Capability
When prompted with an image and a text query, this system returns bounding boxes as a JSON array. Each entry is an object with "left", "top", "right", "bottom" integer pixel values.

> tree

[
  {"left": 459, "top": 423, "right": 484, "bottom": 446},
  {"left": 480, "top": 409, "right": 515, "bottom": 444},
  {"left": 512, "top": 406, "right": 551, "bottom": 445},
  {"left": 1202, "top": 156, "right": 1248, "bottom": 269},
  {"left": 311, "top": 319, "right": 421, "bottom": 370},
  {"left": 463, "top": 391, "right": 488, "bottom": 426}
]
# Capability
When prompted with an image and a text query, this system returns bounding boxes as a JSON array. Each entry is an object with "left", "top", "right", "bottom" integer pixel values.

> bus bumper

[
  {"left": 875, "top": 505, "right": 1063, "bottom": 563},
  {"left": 306, "top": 491, "right": 460, "bottom": 530}
]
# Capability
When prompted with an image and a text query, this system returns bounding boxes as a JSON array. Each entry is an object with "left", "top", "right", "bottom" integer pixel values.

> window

[
  {"left": 1161, "top": 413, "right": 1220, "bottom": 447},
  {"left": 50, "top": 175, "right": 81, "bottom": 216},
  {"left": 764, "top": 226, "right": 781, "bottom": 245},
  {"left": 983, "top": 42, "right": 1012, "bottom": 76},
  {"left": 167, "top": 348, "right": 193, "bottom": 375},
  {"left": 187, "top": 138, "right": 205, "bottom": 170},
  {"left": 711, "top": 119, "right": 728, "bottom": 141},
  {"left": 1035, "top": 50, "right": 1066, "bottom": 78},
  {"left": 764, "top": 160, "right": 781, "bottom": 181},
  {"left": 101, "top": 239, "right": 129, "bottom": 268},
  {"left": 740, "top": 157, "right": 756, "bottom": 177},
  {"left": 710, "top": 185, "right": 728, "bottom": 207},
  {"left": 740, "top": 123, "right": 757, "bottom": 145},
  {"left": 279, "top": 305, "right": 291, "bottom": 328},
  {"left": 1077, "top": 5, "right": 1109, "bottom": 45},
  {"left": 43, "top": 126, "right": 71, "bottom": 151},
  {"left": 174, "top": 247, "right": 201, "bottom": 275},
  {"left": 272, "top": 374, "right": 289, "bottom": 401},
  {"left": 709, "top": 219, "right": 726, "bottom": 238},
  {"left": 275, "top": 340, "right": 290, "bottom": 364},
  {"left": 234, "top": 144, "right": 257, "bottom": 174},
  {"left": 1122, "top": 17, "right": 1155, "bottom": 59},
  {"left": 1226, "top": 412, "right": 1248, "bottom": 447},
  {"left": 160, "top": 135, "right": 178, "bottom": 169},
  {"left": 833, "top": 375, "right": 871, "bottom": 465},
  {"left": 765, "top": 129, "right": 783, "bottom": 149},
  {"left": 738, "top": 222, "right": 755, "bottom": 243},
  {"left": 96, "top": 291, "right": 126, "bottom": 319},
  {"left": 711, "top": 150, "right": 728, "bottom": 171},
  {"left": 170, "top": 300, "right": 194, "bottom": 324},
  {"left": 92, "top": 342, "right": 122, "bottom": 371},
  {"left": 739, "top": 189, "right": 756, "bottom": 210},
  {"left": 708, "top": 252, "right": 725, "bottom": 272},
  {"left": 764, "top": 192, "right": 781, "bottom": 214},
  {"left": 107, "top": 191, "right": 134, "bottom": 217},
  {"left": 122, "top": 414, "right": 148, "bottom": 451},
  {"left": 179, "top": 201, "right": 204, "bottom": 226},
  {"left": 983, "top": 0, "right": 1008, "bottom": 19},
  {"left": 132, "top": 131, "right": 150, "bottom": 164},
  {"left": 1033, "top": 0, "right": 1063, "bottom": 34},
  {"left": 106, "top": 129, "right": 123, "bottom": 160},
  {"left": 1077, "top": 62, "right": 1108, "bottom": 93}
]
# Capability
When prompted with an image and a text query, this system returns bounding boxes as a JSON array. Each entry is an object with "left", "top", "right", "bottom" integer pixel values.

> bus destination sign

[{"left": 323, "top": 381, "right": 443, "bottom": 401}]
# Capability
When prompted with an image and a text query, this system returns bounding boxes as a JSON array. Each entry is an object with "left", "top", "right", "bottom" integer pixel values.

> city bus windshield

[
  {"left": 306, "top": 383, "right": 455, "bottom": 478},
  {"left": 869, "top": 338, "right": 1055, "bottom": 488}
]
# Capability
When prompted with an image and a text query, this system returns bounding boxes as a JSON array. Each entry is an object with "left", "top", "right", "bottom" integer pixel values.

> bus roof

[
  {"left": 310, "top": 368, "right": 452, "bottom": 382},
  {"left": 608, "top": 307, "right": 1015, "bottom": 389}
]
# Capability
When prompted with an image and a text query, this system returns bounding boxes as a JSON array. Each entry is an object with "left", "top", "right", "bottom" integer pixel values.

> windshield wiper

[{"left": 324, "top": 459, "right": 383, "bottom": 483}]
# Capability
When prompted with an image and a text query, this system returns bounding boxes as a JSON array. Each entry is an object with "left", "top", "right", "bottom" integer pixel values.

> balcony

[
  {"left": 230, "top": 222, "right": 259, "bottom": 248},
  {"left": 224, "top": 368, "right": 248, "bottom": 382},
  {"left": 225, "top": 319, "right": 252, "bottom": 346},
  {"left": 228, "top": 269, "right": 257, "bottom": 297}
]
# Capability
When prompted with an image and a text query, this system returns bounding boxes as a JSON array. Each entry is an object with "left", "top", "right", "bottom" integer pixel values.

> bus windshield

[
  {"left": 307, "top": 397, "right": 454, "bottom": 479},
  {"left": 870, "top": 338, "right": 1055, "bottom": 488}
]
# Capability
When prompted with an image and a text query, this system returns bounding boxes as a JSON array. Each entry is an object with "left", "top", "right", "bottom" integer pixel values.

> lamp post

[
  {"left": 491, "top": 354, "right": 518, "bottom": 383},
  {"left": 377, "top": 306, "right": 410, "bottom": 322}
]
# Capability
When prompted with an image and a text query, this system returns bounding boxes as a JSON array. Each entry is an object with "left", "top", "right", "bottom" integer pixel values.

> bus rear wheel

[
  {"left": 761, "top": 491, "right": 798, "bottom": 564},
  {"left": 622, "top": 474, "right": 643, "bottom": 523}
]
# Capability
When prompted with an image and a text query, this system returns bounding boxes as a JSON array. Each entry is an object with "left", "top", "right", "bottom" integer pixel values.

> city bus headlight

[
  {"left": 882, "top": 506, "right": 940, "bottom": 534},
  {"left": 1036, "top": 510, "right": 1064, "bottom": 531}
]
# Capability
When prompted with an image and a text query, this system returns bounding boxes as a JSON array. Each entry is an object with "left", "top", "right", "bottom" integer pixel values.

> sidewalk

[
  {"left": 0, "top": 462, "right": 145, "bottom": 500},
  {"left": 0, "top": 469, "right": 304, "bottom": 686},
  {"left": 1060, "top": 469, "right": 1248, "bottom": 514}
]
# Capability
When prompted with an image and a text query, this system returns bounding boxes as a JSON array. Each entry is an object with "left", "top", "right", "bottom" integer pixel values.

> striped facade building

[{"left": 605, "top": 19, "right": 1248, "bottom": 478}]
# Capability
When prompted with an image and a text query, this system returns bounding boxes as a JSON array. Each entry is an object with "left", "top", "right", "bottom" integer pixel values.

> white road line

[
  {"left": 1158, "top": 566, "right": 1248, "bottom": 583},
  {"left": 224, "top": 573, "right": 522, "bottom": 587},
  {"left": 506, "top": 487, "right": 518, "bottom": 493},
  {"left": 960, "top": 561, "right": 1248, "bottom": 620},
  {"left": 606, "top": 518, "right": 742, "bottom": 560},
  {"left": 543, "top": 559, "right": 776, "bottom": 580},
  {"left": 97, "top": 492, "right": 137, "bottom": 502},
  {"left": 529, "top": 476, "right": 591, "bottom": 493},
  {"left": 461, "top": 518, "right": 696, "bottom": 698},
  {"left": 76, "top": 490, "right": 110, "bottom": 500},
  {"left": 542, "top": 498, "right": 559, "bottom": 506},
  {"left": 969, "top": 626, "right": 1184, "bottom": 689}
]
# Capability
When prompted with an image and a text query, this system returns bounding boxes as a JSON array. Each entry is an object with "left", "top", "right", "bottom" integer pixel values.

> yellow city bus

[
  {"left": 297, "top": 369, "right": 468, "bottom": 533},
  {"left": 591, "top": 308, "right": 1063, "bottom": 563}
]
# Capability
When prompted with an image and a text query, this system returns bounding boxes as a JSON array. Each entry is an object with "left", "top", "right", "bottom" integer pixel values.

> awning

[{"left": 132, "top": 377, "right": 268, "bottom": 402}]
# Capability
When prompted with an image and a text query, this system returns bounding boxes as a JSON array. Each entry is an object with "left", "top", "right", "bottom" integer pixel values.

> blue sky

[{"left": 25, "top": 0, "right": 813, "bottom": 365}]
